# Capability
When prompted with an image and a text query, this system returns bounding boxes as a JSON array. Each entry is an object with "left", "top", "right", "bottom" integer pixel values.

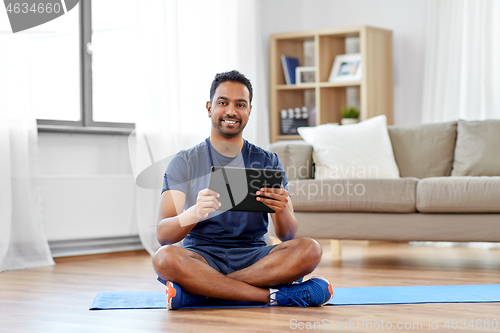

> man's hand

[
  {"left": 193, "top": 188, "right": 221, "bottom": 220},
  {"left": 256, "top": 186, "right": 289, "bottom": 214}
]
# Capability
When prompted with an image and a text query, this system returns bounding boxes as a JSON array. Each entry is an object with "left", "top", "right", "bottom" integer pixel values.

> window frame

[{"left": 37, "top": 0, "right": 135, "bottom": 135}]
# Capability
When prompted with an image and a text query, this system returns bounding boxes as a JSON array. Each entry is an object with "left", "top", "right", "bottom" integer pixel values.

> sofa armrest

[{"left": 268, "top": 140, "right": 313, "bottom": 180}]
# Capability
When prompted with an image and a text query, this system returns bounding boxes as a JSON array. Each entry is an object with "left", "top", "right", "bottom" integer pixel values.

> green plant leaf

[{"left": 341, "top": 106, "right": 359, "bottom": 119}]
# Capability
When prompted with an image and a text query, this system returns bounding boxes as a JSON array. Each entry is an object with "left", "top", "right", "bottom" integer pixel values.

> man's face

[{"left": 207, "top": 81, "right": 252, "bottom": 137}]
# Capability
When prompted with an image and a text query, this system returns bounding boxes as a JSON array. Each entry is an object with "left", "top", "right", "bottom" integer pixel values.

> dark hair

[{"left": 210, "top": 70, "right": 253, "bottom": 104}]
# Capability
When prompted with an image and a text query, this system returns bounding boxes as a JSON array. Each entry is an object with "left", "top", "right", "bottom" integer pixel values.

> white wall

[{"left": 260, "top": 0, "right": 430, "bottom": 126}]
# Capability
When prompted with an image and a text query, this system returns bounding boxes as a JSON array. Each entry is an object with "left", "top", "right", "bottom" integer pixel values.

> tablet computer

[{"left": 208, "top": 166, "right": 284, "bottom": 213}]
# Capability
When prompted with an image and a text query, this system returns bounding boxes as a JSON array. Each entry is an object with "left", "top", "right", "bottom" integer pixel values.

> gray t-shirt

[{"left": 162, "top": 138, "right": 288, "bottom": 248}]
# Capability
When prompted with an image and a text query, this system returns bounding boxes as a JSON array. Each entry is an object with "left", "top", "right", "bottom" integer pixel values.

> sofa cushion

[
  {"left": 268, "top": 140, "right": 313, "bottom": 180},
  {"left": 298, "top": 116, "right": 400, "bottom": 179},
  {"left": 416, "top": 177, "right": 500, "bottom": 213},
  {"left": 387, "top": 121, "right": 457, "bottom": 178},
  {"left": 288, "top": 178, "right": 417, "bottom": 213},
  {"left": 451, "top": 119, "right": 500, "bottom": 176}
]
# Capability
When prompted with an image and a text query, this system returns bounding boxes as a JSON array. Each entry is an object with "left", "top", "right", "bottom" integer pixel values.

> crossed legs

[{"left": 152, "top": 238, "right": 322, "bottom": 303}]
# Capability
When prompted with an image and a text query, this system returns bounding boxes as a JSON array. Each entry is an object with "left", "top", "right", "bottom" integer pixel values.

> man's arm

[
  {"left": 256, "top": 187, "right": 298, "bottom": 241},
  {"left": 270, "top": 198, "right": 298, "bottom": 241},
  {"left": 157, "top": 189, "right": 221, "bottom": 246}
]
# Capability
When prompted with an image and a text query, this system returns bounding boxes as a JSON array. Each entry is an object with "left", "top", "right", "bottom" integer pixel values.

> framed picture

[
  {"left": 328, "top": 53, "right": 362, "bottom": 82},
  {"left": 295, "top": 66, "right": 316, "bottom": 84}
]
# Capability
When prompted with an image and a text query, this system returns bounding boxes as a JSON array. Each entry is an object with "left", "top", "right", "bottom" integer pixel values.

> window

[
  {"left": 36, "top": 1, "right": 135, "bottom": 134},
  {"left": 30, "top": 2, "right": 80, "bottom": 124}
]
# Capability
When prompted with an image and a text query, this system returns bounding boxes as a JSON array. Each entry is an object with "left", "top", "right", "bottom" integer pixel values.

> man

[{"left": 153, "top": 70, "right": 333, "bottom": 310}]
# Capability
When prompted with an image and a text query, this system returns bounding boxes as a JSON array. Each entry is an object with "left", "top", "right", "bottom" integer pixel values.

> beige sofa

[{"left": 268, "top": 120, "right": 500, "bottom": 243}]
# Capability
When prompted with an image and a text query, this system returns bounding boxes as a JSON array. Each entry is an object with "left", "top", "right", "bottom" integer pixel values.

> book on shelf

[{"left": 281, "top": 55, "right": 300, "bottom": 85}]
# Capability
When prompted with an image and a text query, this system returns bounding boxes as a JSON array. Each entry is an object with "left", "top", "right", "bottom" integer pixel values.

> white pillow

[{"left": 298, "top": 116, "right": 400, "bottom": 179}]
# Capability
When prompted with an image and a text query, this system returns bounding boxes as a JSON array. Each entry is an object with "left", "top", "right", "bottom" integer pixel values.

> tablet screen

[{"left": 208, "top": 166, "right": 284, "bottom": 213}]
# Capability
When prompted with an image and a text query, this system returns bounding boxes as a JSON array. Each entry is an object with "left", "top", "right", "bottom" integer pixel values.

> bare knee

[
  {"left": 153, "top": 245, "right": 183, "bottom": 280},
  {"left": 296, "top": 237, "right": 323, "bottom": 267}
]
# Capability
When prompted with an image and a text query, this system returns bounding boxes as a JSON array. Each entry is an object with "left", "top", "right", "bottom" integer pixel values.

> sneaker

[
  {"left": 166, "top": 281, "right": 208, "bottom": 310},
  {"left": 267, "top": 276, "right": 333, "bottom": 307}
]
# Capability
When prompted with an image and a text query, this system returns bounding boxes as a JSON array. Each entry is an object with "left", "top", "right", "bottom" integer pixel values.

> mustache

[{"left": 221, "top": 117, "right": 241, "bottom": 122}]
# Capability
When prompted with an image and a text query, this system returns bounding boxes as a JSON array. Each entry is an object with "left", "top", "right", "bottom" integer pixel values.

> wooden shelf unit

[{"left": 269, "top": 26, "right": 393, "bottom": 143}]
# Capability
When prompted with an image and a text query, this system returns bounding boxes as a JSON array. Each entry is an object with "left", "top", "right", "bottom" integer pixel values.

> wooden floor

[{"left": 1, "top": 241, "right": 499, "bottom": 333}]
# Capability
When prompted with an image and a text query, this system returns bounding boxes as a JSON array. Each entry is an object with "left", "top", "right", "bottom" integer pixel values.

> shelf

[
  {"left": 273, "top": 26, "right": 365, "bottom": 40},
  {"left": 276, "top": 81, "right": 361, "bottom": 91},
  {"left": 276, "top": 84, "right": 316, "bottom": 90},
  {"left": 269, "top": 26, "right": 393, "bottom": 143},
  {"left": 319, "top": 81, "right": 361, "bottom": 88}
]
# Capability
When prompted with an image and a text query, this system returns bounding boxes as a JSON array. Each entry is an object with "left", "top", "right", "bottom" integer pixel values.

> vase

[{"left": 341, "top": 118, "right": 359, "bottom": 125}]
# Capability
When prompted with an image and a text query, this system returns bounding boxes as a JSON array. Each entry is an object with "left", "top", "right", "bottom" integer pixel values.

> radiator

[{"left": 39, "top": 175, "right": 142, "bottom": 256}]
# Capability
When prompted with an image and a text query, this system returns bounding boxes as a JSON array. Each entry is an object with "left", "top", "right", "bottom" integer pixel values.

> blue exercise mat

[
  {"left": 328, "top": 284, "right": 500, "bottom": 305},
  {"left": 89, "top": 291, "right": 263, "bottom": 310},
  {"left": 89, "top": 284, "right": 500, "bottom": 310}
]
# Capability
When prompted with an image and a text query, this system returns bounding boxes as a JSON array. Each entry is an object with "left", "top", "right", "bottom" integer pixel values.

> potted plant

[{"left": 341, "top": 106, "right": 360, "bottom": 125}]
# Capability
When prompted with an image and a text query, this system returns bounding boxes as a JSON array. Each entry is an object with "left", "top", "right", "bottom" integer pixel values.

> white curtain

[
  {"left": 130, "top": 0, "right": 268, "bottom": 255},
  {"left": 0, "top": 36, "right": 55, "bottom": 271},
  {"left": 421, "top": 0, "right": 500, "bottom": 123}
]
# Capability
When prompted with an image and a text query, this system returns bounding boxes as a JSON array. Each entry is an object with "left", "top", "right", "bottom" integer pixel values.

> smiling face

[{"left": 207, "top": 81, "right": 252, "bottom": 139}]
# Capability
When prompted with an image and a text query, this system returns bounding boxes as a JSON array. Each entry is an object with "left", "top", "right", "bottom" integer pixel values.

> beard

[{"left": 212, "top": 116, "right": 246, "bottom": 137}]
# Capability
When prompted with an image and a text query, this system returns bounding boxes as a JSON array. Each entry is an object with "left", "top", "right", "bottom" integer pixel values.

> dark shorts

[{"left": 157, "top": 244, "right": 277, "bottom": 285}]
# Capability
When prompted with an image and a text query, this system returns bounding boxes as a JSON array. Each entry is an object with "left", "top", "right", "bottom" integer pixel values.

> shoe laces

[{"left": 264, "top": 286, "right": 313, "bottom": 308}]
